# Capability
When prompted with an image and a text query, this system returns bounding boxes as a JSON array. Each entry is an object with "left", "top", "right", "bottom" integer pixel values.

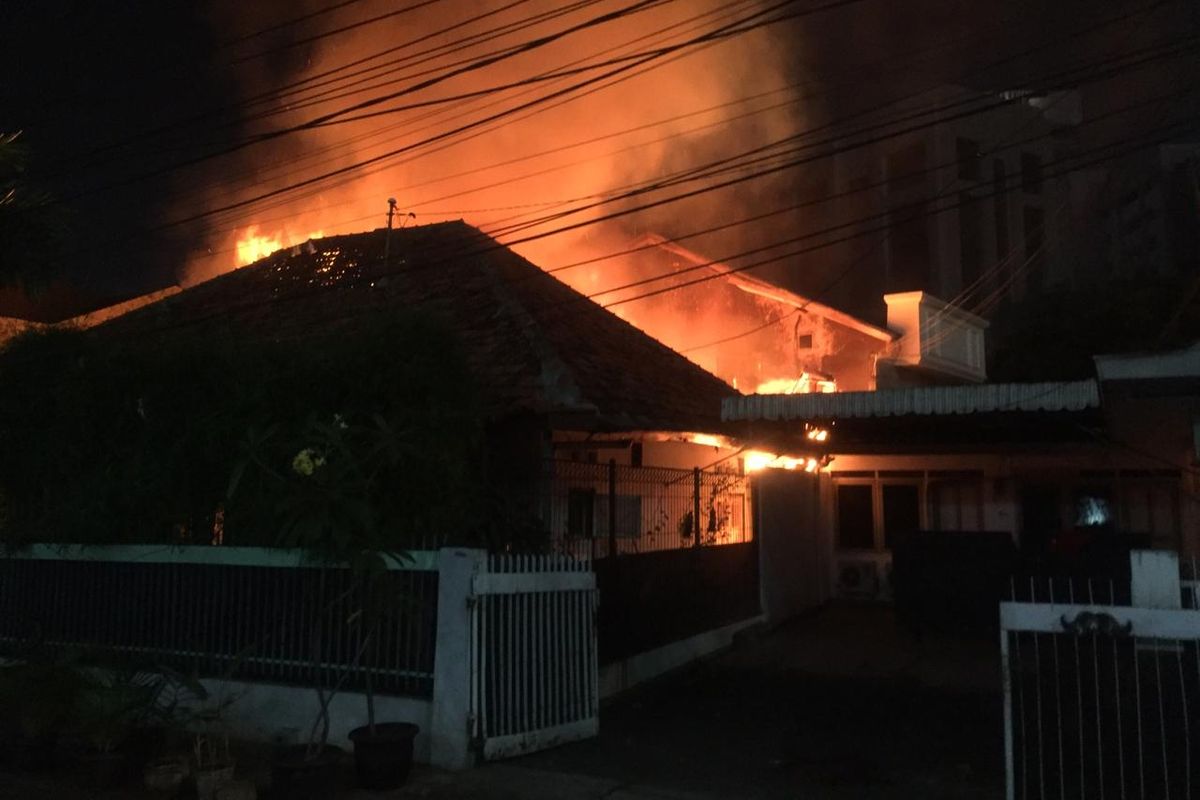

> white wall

[
  {"left": 754, "top": 469, "right": 828, "bottom": 623},
  {"left": 200, "top": 679, "right": 433, "bottom": 763}
]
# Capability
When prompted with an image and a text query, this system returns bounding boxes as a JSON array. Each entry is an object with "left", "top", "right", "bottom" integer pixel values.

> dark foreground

[{"left": 0, "top": 606, "right": 1005, "bottom": 799}]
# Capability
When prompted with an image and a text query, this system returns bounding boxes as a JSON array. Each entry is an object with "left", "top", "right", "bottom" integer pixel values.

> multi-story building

[{"left": 810, "top": 85, "right": 1080, "bottom": 326}]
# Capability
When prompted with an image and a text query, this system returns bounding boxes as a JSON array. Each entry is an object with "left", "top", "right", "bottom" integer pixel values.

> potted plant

[
  {"left": 231, "top": 413, "right": 425, "bottom": 796},
  {"left": 191, "top": 707, "right": 236, "bottom": 800},
  {"left": 140, "top": 667, "right": 209, "bottom": 797},
  {"left": 344, "top": 563, "right": 420, "bottom": 790},
  {"left": 226, "top": 321, "right": 483, "bottom": 794},
  {"left": 72, "top": 673, "right": 153, "bottom": 789}
]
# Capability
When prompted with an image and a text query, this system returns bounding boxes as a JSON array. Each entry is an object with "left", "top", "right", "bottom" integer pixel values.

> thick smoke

[{"left": 183, "top": 0, "right": 805, "bottom": 292}]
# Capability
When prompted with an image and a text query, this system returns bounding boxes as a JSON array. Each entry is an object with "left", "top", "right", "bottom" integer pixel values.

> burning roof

[{"left": 93, "top": 221, "right": 736, "bottom": 432}]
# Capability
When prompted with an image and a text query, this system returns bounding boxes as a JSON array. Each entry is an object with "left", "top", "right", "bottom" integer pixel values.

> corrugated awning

[{"left": 722, "top": 380, "right": 1100, "bottom": 421}]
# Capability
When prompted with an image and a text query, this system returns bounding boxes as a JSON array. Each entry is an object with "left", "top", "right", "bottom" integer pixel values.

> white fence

[
  {"left": 999, "top": 552, "right": 1200, "bottom": 800},
  {"left": 470, "top": 554, "right": 599, "bottom": 760},
  {"left": 2, "top": 546, "right": 600, "bottom": 770}
]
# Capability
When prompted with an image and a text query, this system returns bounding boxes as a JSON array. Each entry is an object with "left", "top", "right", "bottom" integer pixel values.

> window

[
  {"left": 567, "top": 489, "right": 595, "bottom": 539},
  {"left": 886, "top": 142, "right": 927, "bottom": 192},
  {"left": 796, "top": 333, "right": 813, "bottom": 350},
  {"left": 1023, "top": 205, "right": 1046, "bottom": 290},
  {"left": 881, "top": 484, "right": 921, "bottom": 549},
  {"left": 930, "top": 480, "right": 983, "bottom": 531},
  {"left": 836, "top": 480, "right": 924, "bottom": 550},
  {"left": 993, "top": 159, "right": 1010, "bottom": 261},
  {"left": 836, "top": 484, "right": 874, "bottom": 549},
  {"left": 595, "top": 494, "right": 643, "bottom": 539},
  {"left": 1021, "top": 151, "right": 1043, "bottom": 194},
  {"left": 959, "top": 191, "right": 983, "bottom": 288},
  {"left": 956, "top": 137, "right": 981, "bottom": 180},
  {"left": 888, "top": 202, "right": 931, "bottom": 291},
  {"left": 1118, "top": 480, "right": 1181, "bottom": 550}
]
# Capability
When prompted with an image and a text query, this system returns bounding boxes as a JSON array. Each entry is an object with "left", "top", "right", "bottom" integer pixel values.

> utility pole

[{"left": 383, "top": 197, "right": 398, "bottom": 269}]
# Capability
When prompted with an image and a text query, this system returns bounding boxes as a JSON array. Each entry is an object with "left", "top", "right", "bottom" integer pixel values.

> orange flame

[{"left": 235, "top": 226, "right": 325, "bottom": 266}]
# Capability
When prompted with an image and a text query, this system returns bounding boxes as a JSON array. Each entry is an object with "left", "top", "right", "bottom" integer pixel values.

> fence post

[
  {"left": 430, "top": 547, "right": 486, "bottom": 770},
  {"left": 693, "top": 467, "right": 702, "bottom": 548},
  {"left": 608, "top": 459, "right": 618, "bottom": 559}
]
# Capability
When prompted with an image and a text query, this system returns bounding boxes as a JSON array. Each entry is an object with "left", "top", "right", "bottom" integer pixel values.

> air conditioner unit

[
  {"left": 837, "top": 557, "right": 879, "bottom": 599},
  {"left": 836, "top": 554, "right": 894, "bottom": 602}
]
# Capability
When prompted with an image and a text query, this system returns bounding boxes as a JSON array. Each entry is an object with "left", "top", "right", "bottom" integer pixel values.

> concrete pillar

[
  {"left": 1130, "top": 549, "right": 1181, "bottom": 609},
  {"left": 429, "top": 547, "right": 485, "bottom": 770}
]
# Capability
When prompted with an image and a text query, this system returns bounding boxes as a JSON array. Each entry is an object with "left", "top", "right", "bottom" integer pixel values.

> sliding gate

[
  {"left": 470, "top": 554, "right": 599, "bottom": 760},
  {"left": 999, "top": 555, "right": 1200, "bottom": 800}
]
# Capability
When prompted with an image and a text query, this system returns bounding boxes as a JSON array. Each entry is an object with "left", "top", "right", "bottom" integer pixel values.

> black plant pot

[
  {"left": 348, "top": 722, "right": 419, "bottom": 790},
  {"left": 78, "top": 750, "right": 127, "bottom": 790},
  {"left": 270, "top": 744, "right": 343, "bottom": 800}
]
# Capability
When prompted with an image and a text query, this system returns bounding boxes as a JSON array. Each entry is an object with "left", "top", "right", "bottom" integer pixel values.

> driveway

[{"left": 508, "top": 604, "right": 1005, "bottom": 799}]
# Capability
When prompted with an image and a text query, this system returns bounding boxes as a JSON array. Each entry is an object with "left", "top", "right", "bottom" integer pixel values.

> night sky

[{"left": 2, "top": 0, "right": 1195, "bottom": 314}]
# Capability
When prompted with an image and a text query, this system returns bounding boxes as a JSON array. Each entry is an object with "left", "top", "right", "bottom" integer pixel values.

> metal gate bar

[
  {"left": 1001, "top": 571, "right": 1200, "bottom": 800},
  {"left": 471, "top": 554, "right": 598, "bottom": 760}
]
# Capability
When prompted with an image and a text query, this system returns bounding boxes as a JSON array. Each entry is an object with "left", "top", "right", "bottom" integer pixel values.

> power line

[
  {"left": 216, "top": 0, "right": 371, "bottom": 50},
  {"left": 88, "top": 0, "right": 841, "bottom": 232},
  {"left": 211, "top": 2, "right": 1185, "bottom": 244},
  {"left": 188, "top": 20, "right": 1200, "bottom": 254},
  {"left": 108, "top": 37, "right": 1200, "bottom": 281},
  {"left": 33, "top": 0, "right": 561, "bottom": 176},
  {"left": 587, "top": 118, "right": 1198, "bottom": 315},
  {"left": 41, "top": 0, "right": 1169, "bottom": 249},
  {"left": 62, "top": 0, "right": 677, "bottom": 197},
  {"left": 49, "top": 108, "right": 1197, "bottom": 357},
  {"left": 228, "top": 0, "right": 444, "bottom": 66}
]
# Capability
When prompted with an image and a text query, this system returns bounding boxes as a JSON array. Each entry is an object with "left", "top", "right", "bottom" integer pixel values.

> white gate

[
  {"left": 999, "top": 552, "right": 1200, "bottom": 800},
  {"left": 470, "top": 554, "right": 599, "bottom": 760}
]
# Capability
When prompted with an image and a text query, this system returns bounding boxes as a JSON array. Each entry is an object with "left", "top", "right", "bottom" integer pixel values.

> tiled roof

[
  {"left": 95, "top": 221, "right": 735, "bottom": 432},
  {"left": 722, "top": 380, "right": 1100, "bottom": 421}
]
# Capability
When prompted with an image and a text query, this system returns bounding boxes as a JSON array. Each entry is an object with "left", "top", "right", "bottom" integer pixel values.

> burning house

[
  {"left": 598, "top": 235, "right": 896, "bottom": 394},
  {"left": 76, "top": 221, "right": 761, "bottom": 559}
]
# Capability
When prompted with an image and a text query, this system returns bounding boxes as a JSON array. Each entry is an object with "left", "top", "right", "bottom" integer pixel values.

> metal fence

[
  {"left": 538, "top": 459, "right": 752, "bottom": 558},
  {"left": 0, "top": 548, "right": 438, "bottom": 698},
  {"left": 471, "top": 553, "right": 599, "bottom": 760},
  {"left": 1001, "top": 561, "right": 1200, "bottom": 800}
]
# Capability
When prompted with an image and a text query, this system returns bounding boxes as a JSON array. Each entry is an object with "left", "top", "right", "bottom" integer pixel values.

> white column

[
  {"left": 1130, "top": 549, "right": 1181, "bottom": 609},
  {"left": 430, "top": 547, "right": 486, "bottom": 770}
]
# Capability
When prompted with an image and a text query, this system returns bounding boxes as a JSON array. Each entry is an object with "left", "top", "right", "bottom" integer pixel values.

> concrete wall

[{"left": 598, "top": 616, "right": 763, "bottom": 699}]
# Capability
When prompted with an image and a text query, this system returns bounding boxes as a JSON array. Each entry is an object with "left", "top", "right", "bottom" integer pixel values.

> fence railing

[
  {"left": 472, "top": 553, "right": 598, "bottom": 760},
  {"left": 595, "top": 539, "right": 760, "bottom": 664},
  {"left": 538, "top": 459, "right": 752, "bottom": 558},
  {"left": 1000, "top": 553, "right": 1200, "bottom": 800},
  {"left": 0, "top": 546, "right": 438, "bottom": 698}
]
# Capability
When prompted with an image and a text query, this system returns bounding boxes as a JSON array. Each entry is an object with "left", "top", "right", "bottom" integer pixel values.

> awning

[{"left": 722, "top": 380, "right": 1101, "bottom": 422}]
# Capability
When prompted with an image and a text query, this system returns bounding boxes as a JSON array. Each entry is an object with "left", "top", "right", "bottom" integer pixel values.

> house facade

[{"left": 725, "top": 342, "right": 1200, "bottom": 604}]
